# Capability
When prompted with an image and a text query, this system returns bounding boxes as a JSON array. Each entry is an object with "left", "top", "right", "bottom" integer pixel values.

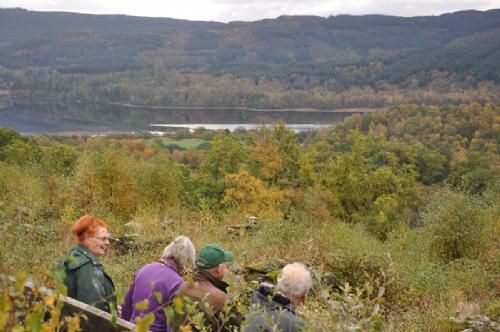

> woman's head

[
  {"left": 71, "top": 215, "right": 110, "bottom": 257},
  {"left": 161, "top": 235, "right": 196, "bottom": 274}
]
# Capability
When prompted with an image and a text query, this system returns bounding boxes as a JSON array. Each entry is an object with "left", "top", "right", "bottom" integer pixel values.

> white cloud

[{"left": 2, "top": 0, "right": 500, "bottom": 22}]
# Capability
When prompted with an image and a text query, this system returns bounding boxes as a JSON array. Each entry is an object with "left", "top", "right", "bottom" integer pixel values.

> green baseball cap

[{"left": 196, "top": 243, "right": 233, "bottom": 269}]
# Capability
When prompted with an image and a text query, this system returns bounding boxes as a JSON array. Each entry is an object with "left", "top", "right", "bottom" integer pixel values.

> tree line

[
  {"left": 2, "top": 64, "right": 500, "bottom": 109},
  {"left": 0, "top": 103, "right": 497, "bottom": 237}
]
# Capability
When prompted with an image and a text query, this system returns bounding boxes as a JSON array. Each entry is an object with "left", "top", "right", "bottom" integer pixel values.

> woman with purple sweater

[{"left": 121, "top": 235, "right": 196, "bottom": 332}]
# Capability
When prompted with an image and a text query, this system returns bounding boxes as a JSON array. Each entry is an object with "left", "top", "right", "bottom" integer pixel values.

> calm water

[
  {"left": 0, "top": 100, "right": 370, "bottom": 134},
  {"left": 150, "top": 123, "right": 332, "bottom": 132}
]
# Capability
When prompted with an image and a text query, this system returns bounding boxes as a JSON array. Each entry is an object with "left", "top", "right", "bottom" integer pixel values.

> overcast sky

[{"left": 3, "top": 0, "right": 500, "bottom": 22}]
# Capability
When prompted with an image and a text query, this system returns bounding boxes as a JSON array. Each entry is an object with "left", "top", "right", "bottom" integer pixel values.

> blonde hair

[
  {"left": 161, "top": 235, "right": 196, "bottom": 274},
  {"left": 277, "top": 262, "right": 313, "bottom": 298}
]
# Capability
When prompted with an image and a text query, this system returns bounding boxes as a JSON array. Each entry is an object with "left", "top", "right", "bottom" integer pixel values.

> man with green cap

[
  {"left": 177, "top": 243, "right": 241, "bottom": 331},
  {"left": 189, "top": 243, "right": 233, "bottom": 311}
]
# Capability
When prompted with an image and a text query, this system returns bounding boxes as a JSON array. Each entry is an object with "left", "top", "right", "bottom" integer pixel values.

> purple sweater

[{"left": 121, "top": 260, "right": 183, "bottom": 332}]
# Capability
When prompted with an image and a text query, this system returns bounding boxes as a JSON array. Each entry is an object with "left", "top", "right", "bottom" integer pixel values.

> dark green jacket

[{"left": 61, "top": 245, "right": 116, "bottom": 313}]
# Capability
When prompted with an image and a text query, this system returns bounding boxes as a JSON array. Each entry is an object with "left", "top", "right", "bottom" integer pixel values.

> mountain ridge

[
  {"left": 1, "top": 8, "right": 499, "bottom": 54},
  {"left": 1, "top": 8, "right": 499, "bottom": 109}
]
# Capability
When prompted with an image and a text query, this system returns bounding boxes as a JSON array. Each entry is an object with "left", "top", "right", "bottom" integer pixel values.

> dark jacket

[
  {"left": 243, "top": 283, "right": 304, "bottom": 332},
  {"left": 61, "top": 245, "right": 116, "bottom": 313}
]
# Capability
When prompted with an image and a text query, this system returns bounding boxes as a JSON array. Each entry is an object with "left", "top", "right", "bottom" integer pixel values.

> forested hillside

[
  {"left": 1, "top": 104, "right": 498, "bottom": 330},
  {"left": 1, "top": 8, "right": 500, "bottom": 108},
  {"left": 2, "top": 8, "right": 500, "bottom": 68}
]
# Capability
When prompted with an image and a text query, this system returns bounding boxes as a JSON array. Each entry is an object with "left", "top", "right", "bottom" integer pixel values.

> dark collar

[
  {"left": 194, "top": 268, "right": 229, "bottom": 293},
  {"left": 75, "top": 244, "right": 100, "bottom": 264},
  {"left": 159, "top": 257, "right": 180, "bottom": 274},
  {"left": 271, "top": 293, "right": 296, "bottom": 314},
  {"left": 255, "top": 284, "right": 296, "bottom": 314}
]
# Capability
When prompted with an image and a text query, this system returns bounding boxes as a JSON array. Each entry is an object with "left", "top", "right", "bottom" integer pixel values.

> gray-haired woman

[{"left": 121, "top": 235, "right": 195, "bottom": 332}]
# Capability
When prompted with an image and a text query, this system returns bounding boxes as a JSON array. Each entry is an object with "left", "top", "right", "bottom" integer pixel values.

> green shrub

[
  {"left": 485, "top": 300, "right": 500, "bottom": 321},
  {"left": 421, "top": 188, "right": 494, "bottom": 262},
  {"left": 0, "top": 163, "right": 50, "bottom": 222},
  {"left": 448, "top": 259, "right": 495, "bottom": 301},
  {"left": 303, "top": 280, "right": 386, "bottom": 331}
]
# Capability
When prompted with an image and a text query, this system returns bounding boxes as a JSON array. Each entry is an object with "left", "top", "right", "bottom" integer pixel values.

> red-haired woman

[{"left": 60, "top": 215, "right": 116, "bottom": 312}]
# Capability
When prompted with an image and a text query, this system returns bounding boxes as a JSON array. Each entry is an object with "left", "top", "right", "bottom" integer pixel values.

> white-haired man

[{"left": 243, "top": 262, "right": 313, "bottom": 332}]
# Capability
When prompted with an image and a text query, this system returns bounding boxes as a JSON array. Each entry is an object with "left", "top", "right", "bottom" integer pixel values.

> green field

[{"left": 145, "top": 138, "right": 207, "bottom": 149}]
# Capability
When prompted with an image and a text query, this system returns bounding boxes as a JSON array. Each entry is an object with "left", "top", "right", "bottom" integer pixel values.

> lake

[
  {"left": 0, "top": 99, "right": 373, "bottom": 134},
  {"left": 150, "top": 123, "right": 332, "bottom": 132}
]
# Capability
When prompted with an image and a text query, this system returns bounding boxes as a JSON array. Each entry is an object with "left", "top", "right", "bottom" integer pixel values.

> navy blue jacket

[{"left": 243, "top": 283, "right": 304, "bottom": 332}]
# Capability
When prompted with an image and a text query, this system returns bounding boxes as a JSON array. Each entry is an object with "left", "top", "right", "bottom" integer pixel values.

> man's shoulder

[
  {"left": 243, "top": 311, "right": 268, "bottom": 332},
  {"left": 244, "top": 309, "right": 303, "bottom": 332},
  {"left": 271, "top": 309, "right": 304, "bottom": 332},
  {"left": 188, "top": 280, "right": 226, "bottom": 311},
  {"left": 251, "top": 282, "right": 274, "bottom": 307},
  {"left": 199, "top": 280, "right": 226, "bottom": 299}
]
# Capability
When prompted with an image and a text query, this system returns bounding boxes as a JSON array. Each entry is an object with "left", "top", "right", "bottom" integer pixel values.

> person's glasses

[{"left": 93, "top": 235, "right": 111, "bottom": 241}]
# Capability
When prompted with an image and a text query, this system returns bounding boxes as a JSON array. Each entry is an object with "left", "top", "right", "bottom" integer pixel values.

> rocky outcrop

[{"left": 449, "top": 315, "right": 500, "bottom": 332}]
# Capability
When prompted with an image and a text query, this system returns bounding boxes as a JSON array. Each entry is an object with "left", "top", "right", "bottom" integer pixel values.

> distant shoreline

[{"left": 2, "top": 95, "right": 374, "bottom": 114}]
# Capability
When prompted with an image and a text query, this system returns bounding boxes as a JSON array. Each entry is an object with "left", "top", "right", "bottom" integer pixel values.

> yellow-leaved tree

[{"left": 223, "top": 170, "right": 289, "bottom": 219}]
